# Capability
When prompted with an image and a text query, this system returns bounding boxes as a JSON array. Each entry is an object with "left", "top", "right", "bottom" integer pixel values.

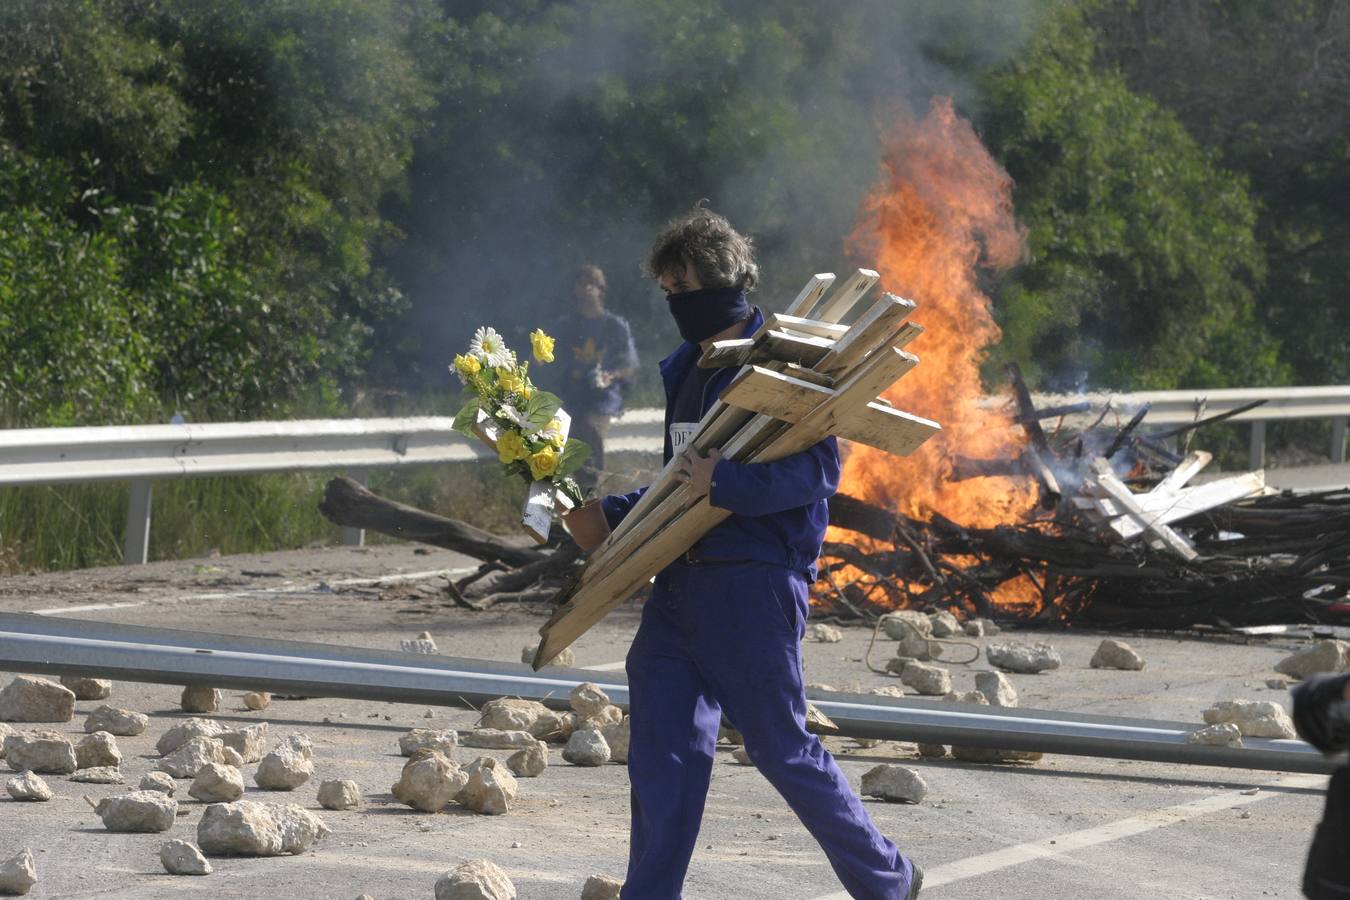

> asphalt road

[{"left": 0, "top": 544, "right": 1335, "bottom": 899}]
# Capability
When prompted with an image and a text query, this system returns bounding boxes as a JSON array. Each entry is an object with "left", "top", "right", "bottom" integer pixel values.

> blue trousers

[{"left": 621, "top": 562, "right": 917, "bottom": 899}]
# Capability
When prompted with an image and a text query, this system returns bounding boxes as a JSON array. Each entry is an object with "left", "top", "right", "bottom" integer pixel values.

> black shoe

[{"left": 906, "top": 862, "right": 924, "bottom": 899}]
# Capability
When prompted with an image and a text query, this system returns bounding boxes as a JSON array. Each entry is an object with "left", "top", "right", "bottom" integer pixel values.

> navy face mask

[{"left": 666, "top": 286, "right": 751, "bottom": 343}]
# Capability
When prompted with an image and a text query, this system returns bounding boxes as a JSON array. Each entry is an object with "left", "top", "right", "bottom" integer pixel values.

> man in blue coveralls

[{"left": 597, "top": 208, "right": 923, "bottom": 899}]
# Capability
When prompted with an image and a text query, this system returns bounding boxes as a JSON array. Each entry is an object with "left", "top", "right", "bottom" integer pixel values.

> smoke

[{"left": 395, "top": 0, "right": 1048, "bottom": 393}]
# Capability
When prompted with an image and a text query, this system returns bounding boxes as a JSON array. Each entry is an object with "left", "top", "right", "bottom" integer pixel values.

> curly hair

[{"left": 643, "top": 207, "right": 759, "bottom": 291}]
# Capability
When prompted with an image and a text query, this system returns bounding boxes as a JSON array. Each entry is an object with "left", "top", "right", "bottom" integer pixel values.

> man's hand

[{"left": 676, "top": 447, "right": 722, "bottom": 496}]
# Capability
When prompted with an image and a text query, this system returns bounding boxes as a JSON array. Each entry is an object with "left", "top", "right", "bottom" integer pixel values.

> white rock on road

[
  {"left": 1275, "top": 640, "right": 1349, "bottom": 680},
  {"left": 243, "top": 691, "right": 272, "bottom": 711},
  {"left": 1187, "top": 723, "right": 1243, "bottom": 747},
  {"left": 392, "top": 751, "right": 469, "bottom": 813},
  {"left": 520, "top": 640, "right": 574, "bottom": 668},
  {"left": 581, "top": 874, "right": 623, "bottom": 900},
  {"left": 460, "top": 729, "right": 537, "bottom": 751},
  {"left": 806, "top": 623, "right": 843, "bottom": 643},
  {"left": 562, "top": 728, "right": 610, "bottom": 766},
  {"left": 158, "top": 737, "right": 229, "bottom": 779},
  {"left": 59, "top": 676, "right": 112, "bottom": 701},
  {"left": 974, "top": 671, "right": 1019, "bottom": 707},
  {"left": 400, "top": 728, "right": 460, "bottom": 756},
  {"left": 4, "top": 731, "right": 76, "bottom": 774},
  {"left": 254, "top": 746, "right": 314, "bottom": 791},
  {"left": 900, "top": 661, "right": 952, "bottom": 696},
  {"left": 928, "top": 611, "right": 961, "bottom": 638},
  {"left": 0, "top": 849, "right": 37, "bottom": 896},
  {"left": 1202, "top": 699, "right": 1297, "bottom": 738},
  {"left": 93, "top": 790, "right": 178, "bottom": 832},
  {"left": 75, "top": 731, "right": 122, "bottom": 769},
  {"left": 880, "top": 610, "right": 932, "bottom": 640},
  {"left": 190, "top": 762, "right": 246, "bottom": 802},
  {"left": 140, "top": 771, "right": 177, "bottom": 795},
  {"left": 506, "top": 741, "right": 549, "bottom": 778},
  {"left": 197, "top": 801, "right": 330, "bottom": 856},
  {"left": 317, "top": 779, "right": 363, "bottom": 811},
  {"left": 569, "top": 683, "right": 611, "bottom": 718},
  {"left": 456, "top": 757, "right": 518, "bottom": 815},
  {"left": 180, "top": 686, "right": 222, "bottom": 714},
  {"left": 6, "top": 770, "right": 52, "bottom": 801},
  {"left": 156, "top": 718, "right": 226, "bottom": 756},
  {"left": 943, "top": 690, "right": 988, "bottom": 705},
  {"left": 434, "top": 858, "right": 516, "bottom": 900},
  {"left": 986, "top": 641, "right": 1062, "bottom": 674},
  {"left": 220, "top": 723, "right": 269, "bottom": 763},
  {"left": 160, "top": 840, "right": 212, "bottom": 876},
  {"left": 860, "top": 764, "right": 928, "bottom": 803},
  {"left": 1090, "top": 639, "right": 1146, "bottom": 671},
  {"left": 0, "top": 722, "right": 10, "bottom": 758},
  {"left": 0, "top": 677, "right": 75, "bottom": 723},
  {"left": 70, "top": 766, "right": 124, "bottom": 784},
  {"left": 601, "top": 718, "right": 630, "bottom": 765},
  {"left": 84, "top": 705, "right": 148, "bottom": 737}
]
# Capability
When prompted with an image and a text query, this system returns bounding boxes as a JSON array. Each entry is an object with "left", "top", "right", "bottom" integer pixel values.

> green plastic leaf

[
  {"left": 523, "top": 389, "right": 562, "bottom": 431},
  {"left": 451, "top": 398, "right": 481, "bottom": 437},
  {"left": 555, "top": 437, "right": 591, "bottom": 478}
]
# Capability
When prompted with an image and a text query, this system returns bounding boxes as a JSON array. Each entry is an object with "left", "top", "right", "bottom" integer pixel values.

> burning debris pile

[{"left": 817, "top": 99, "right": 1350, "bottom": 631}]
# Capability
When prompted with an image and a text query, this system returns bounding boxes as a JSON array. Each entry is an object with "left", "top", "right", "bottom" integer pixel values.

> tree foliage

[{"left": 0, "top": 0, "right": 1337, "bottom": 429}]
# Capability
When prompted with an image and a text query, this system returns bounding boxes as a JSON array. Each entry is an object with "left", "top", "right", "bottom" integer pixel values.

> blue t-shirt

[{"left": 546, "top": 310, "right": 639, "bottom": 417}]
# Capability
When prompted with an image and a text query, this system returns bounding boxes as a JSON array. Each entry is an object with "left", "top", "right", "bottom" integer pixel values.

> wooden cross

[{"left": 532, "top": 269, "right": 942, "bottom": 668}]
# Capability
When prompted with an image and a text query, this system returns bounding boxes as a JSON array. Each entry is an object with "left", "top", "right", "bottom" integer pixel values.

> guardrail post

[
  {"left": 123, "top": 480, "right": 153, "bottom": 565},
  {"left": 1333, "top": 416, "right": 1347, "bottom": 465},
  {"left": 341, "top": 469, "right": 368, "bottom": 547},
  {"left": 1249, "top": 421, "right": 1267, "bottom": 471}
]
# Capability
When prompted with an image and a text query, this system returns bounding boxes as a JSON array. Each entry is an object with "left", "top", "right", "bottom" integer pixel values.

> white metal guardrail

[{"left": 1, "top": 387, "right": 1347, "bottom": 565}]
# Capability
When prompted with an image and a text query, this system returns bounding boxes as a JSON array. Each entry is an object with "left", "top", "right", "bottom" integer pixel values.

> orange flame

[{"left": 829, "top": 98, "right": 1042, "bottom": 611}]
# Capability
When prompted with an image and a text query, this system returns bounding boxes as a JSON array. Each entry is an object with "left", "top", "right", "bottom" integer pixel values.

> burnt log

[{"left": 319, "top": 476, "right": 548, "bottom": 567}]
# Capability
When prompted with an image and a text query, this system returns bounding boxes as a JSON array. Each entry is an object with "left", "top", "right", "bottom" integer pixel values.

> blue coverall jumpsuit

[{"left": 600, "top": 309, "right": 919, "bottom": 899}]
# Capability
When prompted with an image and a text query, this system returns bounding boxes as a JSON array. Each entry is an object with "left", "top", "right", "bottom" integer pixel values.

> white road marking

[
  {"left": 583, "top": 661, "right": 628, "bottom": 671},
  {"left": 28, "top": 567, "right": 477, "bottom": 616},
  {"left": 808, "top": 772, "right": 1326, "bottom": 898}
]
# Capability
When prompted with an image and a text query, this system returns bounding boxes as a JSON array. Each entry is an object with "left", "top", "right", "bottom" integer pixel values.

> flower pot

[{"left": 561, "top": 499, "right": 611, "bottom": 551}]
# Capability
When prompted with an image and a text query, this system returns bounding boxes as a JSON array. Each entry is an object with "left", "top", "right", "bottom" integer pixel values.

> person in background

[
  {"left": 547, "top": 264, "right": 638, "bottom": 490},
  {"left": 1291, "top": 671, "right": 1350, "bottom": 898}
]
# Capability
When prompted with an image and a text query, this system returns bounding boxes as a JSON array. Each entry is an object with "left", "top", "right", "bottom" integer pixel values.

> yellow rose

[
  {"left": 530, "top": 328, "right": 556, "bottom": 364},
  {"left": 453, "top": 353, "right": 481, "bottom": 377},
  {"left": 496, "top": 429, "right": 528, "bottom": 463},
  {"left": 527, "top": 445, "right": 559, "bottom": 479},
  {"left": 495, "top": 366, "right": 524, "bottom": 394},
  {"left": 544, "top": 419, "right": 566, "bottom": 449},
  {"left": 520, "top": 382, "right": 533, "bottom": 401}
]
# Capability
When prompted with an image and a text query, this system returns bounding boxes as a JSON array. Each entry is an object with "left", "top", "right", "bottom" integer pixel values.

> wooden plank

[
  {"left": 534, "top": 346, "right": 929, "bottom": 666},
  {"left": 835, "top": 402, "right": 941, "bottom": 458},
  {"left": 697, "top": 330, "right": 833, "bottom": 369},
  {"left": 782, "top": 273, "right": 836, "bottom": 318},
  {"left": 764, "top": 313, "right": 849, "bottom": 341},
  {"left": 817, "top": 293, "right": 915, "bottom": 375},
  {"left": 720, "top": 366, "right": 834, "bottom": 421},
  {"left": 718, "top": 366, "right": 938, "bottom": 458},
  {"left": 1088, "top": 460, "right": 1197, "bottom": 560},
  {"left": 1156, "top": 451, "right": 1213, "bottom": 494},
  {"left": 813, "top": 269, "right": 879, "bottom": 324},
  {"left": 1102, "top": 471, "right": 1266, "bottom": 539},
  {"left": 698, "top": 339, "right": 754, "bottom": 369}
]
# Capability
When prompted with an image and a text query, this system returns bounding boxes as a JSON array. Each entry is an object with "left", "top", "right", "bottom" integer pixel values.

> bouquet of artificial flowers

[{"left": 451, "top": 326, "right": 590, "bottom": 540}]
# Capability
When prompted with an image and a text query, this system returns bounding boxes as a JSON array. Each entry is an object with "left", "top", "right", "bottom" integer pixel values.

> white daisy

[{"left": 469, "top": 326, "right": 512, "bottom": 368}]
